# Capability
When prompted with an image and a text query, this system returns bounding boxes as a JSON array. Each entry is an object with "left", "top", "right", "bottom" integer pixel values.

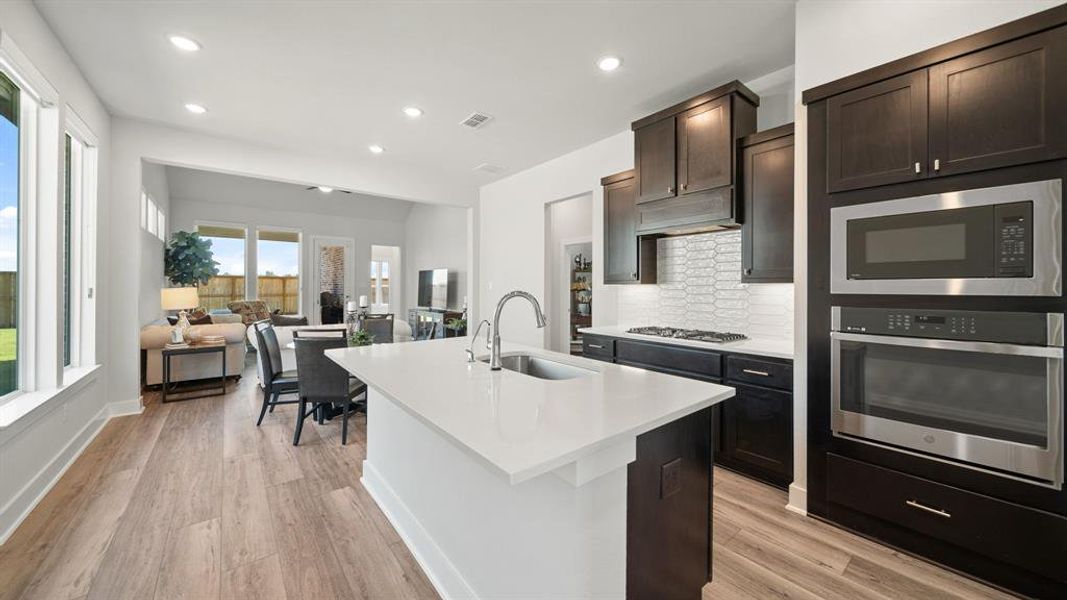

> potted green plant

[
  {"left": 446, "top": 317, "right": 467, "bottom": 337},
  {"left": 349, "top": 329, "right": 375, "bottom": 347},
  {"left": 164, "top": 230, "right": 219, "bottom": 286}
]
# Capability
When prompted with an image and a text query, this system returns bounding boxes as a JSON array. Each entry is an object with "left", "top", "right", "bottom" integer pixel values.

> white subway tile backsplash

[{"left": 615, "top": 230, "right": 794, "bottom": 340}]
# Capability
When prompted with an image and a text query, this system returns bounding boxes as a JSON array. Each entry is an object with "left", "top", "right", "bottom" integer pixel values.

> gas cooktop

[{"left": 626, "top": 326, "right": 748, "bottom": 344}]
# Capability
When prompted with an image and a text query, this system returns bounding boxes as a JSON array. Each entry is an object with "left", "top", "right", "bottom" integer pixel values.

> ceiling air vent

[
  {"left": 460, "top": 111, "right": 494, "bottom": 129},
  {"left": 473, "top": 162, "right": 506, "bottom": 174}
]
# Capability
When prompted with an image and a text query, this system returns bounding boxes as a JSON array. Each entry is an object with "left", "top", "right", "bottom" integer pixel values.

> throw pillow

[
  {"left": 167, "top": 313, "right": 213, "bottom": 326},
  {"left": 270, "top": 314, "right": 308, "bottom": 326},
  {"left": 227, "top": 300, "right": 272, "bottom": 325}
]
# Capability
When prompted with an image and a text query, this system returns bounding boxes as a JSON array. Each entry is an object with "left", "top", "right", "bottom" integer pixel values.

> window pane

[
  {"left": 257, "top": 230, "right": 299, "bottom": 315},
  {"left": 0, "top": 72, "right": 19, "bottom": 395},
  {"left": 63, "top": 134, "right": 71, "bottom": 366},
  {"left": 197, "top": 225, "right": 246, "bottom": 312}
]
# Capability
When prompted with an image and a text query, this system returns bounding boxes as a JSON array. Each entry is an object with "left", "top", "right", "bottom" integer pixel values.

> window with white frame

[
  {"left": 0, "top": 71, "right": 19, "bottom": 395},
  {"left": 63, "top": 118, "right": 98, "bottom": 371},
  {"left": 369, "top": 245, "right": 399, "bottom": 313}
]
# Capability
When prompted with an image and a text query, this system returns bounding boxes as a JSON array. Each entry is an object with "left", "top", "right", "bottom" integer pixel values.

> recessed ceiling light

[
  {"left": 368, "top": 144, "right": 385, "bottom": 154},
  {"left": 168, "top": 35, "right": 202, "bottom": 52},
  {"left": 184, "top": 103, "right": 207, "bottom": 114},
  {"left": 317, "top": 186, "right": 334, "bottom": 193},
  {"left": 597, "top": 56, "right": 622, "bottom": 72},
  {"left": 403, "top": 106, "right": 423, "bottom": 118}
]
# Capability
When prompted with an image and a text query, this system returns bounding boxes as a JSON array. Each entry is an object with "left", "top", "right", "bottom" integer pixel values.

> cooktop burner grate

[{"left": 626, "top": 326, "right": 748, "bottom": 344}]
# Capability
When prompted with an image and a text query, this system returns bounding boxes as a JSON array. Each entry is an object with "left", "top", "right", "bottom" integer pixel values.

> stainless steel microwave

[{"left": 830, "top": 179, "right": 1062, "bottom": 296}]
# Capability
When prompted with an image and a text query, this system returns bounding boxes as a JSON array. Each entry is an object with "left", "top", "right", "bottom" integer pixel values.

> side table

[{"left": 161, "top": 342, "right": 227, "bottom": 403}]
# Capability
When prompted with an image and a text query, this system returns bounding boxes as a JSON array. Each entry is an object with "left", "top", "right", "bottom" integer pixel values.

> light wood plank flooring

[{"left": 0, "top": 362, "right": 1013, "bottom": 600}]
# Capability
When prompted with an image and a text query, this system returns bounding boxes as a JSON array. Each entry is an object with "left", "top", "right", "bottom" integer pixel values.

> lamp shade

[{"left": 161, "top": 287, "right": 199, "bottom": 311}]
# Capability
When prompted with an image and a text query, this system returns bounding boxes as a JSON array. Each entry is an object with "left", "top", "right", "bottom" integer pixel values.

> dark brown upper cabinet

[
  {"left": 602, "top": 170, "right": 657, "bottom": 285},
  {"left": 741, "top": 125, "right": 794, "bottom": 283},
  {"left": 928, "top": 28, "right": 1067, "bottom": 177},
  {"left": 824, "top": 25, "right": 1067, "bottom": 193},
  {"left": 677, "top": 95, "right": 732, "bottom": 196},
  {"left": 826, "top": 71, "right": 928, "bottom": 193},
  {"left": 634, "top": 118, "right": 676, "bottom": 203},
  {"left": 631, "top": 81, "right": 758, "bottom": 234}
]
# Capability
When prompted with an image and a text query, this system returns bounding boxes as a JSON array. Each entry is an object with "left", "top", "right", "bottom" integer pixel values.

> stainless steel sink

[{"left": 480, "top": 353, "right": 595, "bottom": 380}]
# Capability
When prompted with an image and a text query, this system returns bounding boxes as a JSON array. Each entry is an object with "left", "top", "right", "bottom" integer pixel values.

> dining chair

[
  {"left": 252, "top": 320, "right": 301, "bottom": 426},
  {"left": 361, "top": 313, "right": 394, "bottom": 344},
  {"left": 420, "top": 321, "right": 438, "bottom": 341},
  {"left": 292, "top": 336, "right": 367, "bottom": 445}
]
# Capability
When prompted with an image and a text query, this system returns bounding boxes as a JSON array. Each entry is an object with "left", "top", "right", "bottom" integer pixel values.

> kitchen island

[{"left": 327, "top": 337, "right": 734, "bottom": 599}]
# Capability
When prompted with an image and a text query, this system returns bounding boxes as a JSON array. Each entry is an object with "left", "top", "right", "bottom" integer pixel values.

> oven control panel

[
  {"left": 995, "top": 201, "right": 1033, "bottom": 278},
  {"left": 835, "top": 307, "right": 1052, "bottom": 345}
]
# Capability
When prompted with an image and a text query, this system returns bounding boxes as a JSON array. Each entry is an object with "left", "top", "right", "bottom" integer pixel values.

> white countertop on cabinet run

[
  {"left": 326, "top": 337, "right": 734, "bottom": 485},
  {"left": 579, "top": 325, "right": 794, "bottom": 360}
]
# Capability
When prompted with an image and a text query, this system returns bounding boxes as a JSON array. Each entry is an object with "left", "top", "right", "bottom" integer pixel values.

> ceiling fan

[{"left": 305, "top": 185, "right": 351, "bottom": 194}]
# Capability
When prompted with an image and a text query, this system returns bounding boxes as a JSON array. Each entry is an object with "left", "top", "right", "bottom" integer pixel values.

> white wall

[
  {"left": 788, "top": 0, "right": 1060, "bottom": 514},
  {"left": 545, "top": 194, "right": 592, "bottom": 352},
  {"left": 139, "top": 161, "right": 168, "bottom": 326},
  {"left": 404, "top": 203, "right": 470, "bottom": 316},
  {"left": 0, "top": 0, "right": 121, "bottom": 543}
]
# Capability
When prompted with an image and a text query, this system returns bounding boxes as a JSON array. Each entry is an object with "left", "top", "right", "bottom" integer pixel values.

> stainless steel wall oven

[
  {"left": 830, "top": 179, "right": 1062, "bottom": 296},
  {"left": 831, "top": 307, "right": 1064, "bottom": 488}
]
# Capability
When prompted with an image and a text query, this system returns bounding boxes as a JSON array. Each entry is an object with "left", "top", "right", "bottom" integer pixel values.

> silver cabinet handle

[
  {"left": 681, "top": 183, "right": 688, "bottom": 191},
  {"left": 667, "top": 186, "right": 674, "bottom": 194},
  {"left": 631, "top": 271, "right": 638, "bottom": 279},
  {"left": 587, "top": 344, "right": 604, "bottom": 349},
  {"left": 742, "top": 369, "right": 770, "bottom": 377},
  {"left": 906, "top": 499, "right": 951, "bottom": 518},
  {"left": 914, "top": 162, "right": 921, "bottom": 174},
  {"left": 934, "top": 158, "right": 941, "bottom": 172}
]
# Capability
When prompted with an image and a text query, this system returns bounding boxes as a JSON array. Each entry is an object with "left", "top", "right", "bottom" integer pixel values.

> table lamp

[{"left": 161, "top": 287, "right": 200, "bottom": 344}]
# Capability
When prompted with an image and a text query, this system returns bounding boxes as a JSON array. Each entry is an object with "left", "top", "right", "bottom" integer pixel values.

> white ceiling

[
  {"left": 163, "top": 164, "right": 415, "bottom": 223},
  {"left": 37, "top": 1, "right": 795, "bottom": 195}
]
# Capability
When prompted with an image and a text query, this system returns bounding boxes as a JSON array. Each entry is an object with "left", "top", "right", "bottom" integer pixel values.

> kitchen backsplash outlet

[{"left": 616, "top": 230, "right": 794, "bottom": 340}]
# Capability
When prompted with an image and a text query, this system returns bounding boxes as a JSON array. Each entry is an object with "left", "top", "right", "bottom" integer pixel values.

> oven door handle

[{"left": 830, "top": 331, "right": 1064, "bottom": 358}]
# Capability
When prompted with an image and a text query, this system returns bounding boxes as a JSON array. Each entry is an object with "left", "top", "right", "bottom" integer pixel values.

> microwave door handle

[{"left": 830, "top": 331, "right": 1064, "bottom": 359}]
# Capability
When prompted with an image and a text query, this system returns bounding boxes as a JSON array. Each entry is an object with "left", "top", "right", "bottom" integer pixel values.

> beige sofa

[{"left": 140, "top": 320, "right": 248, "bottom": 385}]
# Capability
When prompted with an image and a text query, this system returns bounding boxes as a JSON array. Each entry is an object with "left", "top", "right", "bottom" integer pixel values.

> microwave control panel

[
  {"left": 995, "top": 201, "right": 1033, "bottom": 278},
  {"left": 835, "top": 307, "right": 1051, "bottom": 345}
]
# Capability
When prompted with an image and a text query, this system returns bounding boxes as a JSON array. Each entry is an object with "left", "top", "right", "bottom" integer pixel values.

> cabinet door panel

[
  {"left": 604, "top": 176, "right": 639, "bottom": 283},
  {"left": 827, "top": 71, "right": 928, "bottom": 193},
  {"left": 929, "top": 27, "right": 1067, "bottom": 176},
  {"left": 634, "top": 118, "right": 676, "bottom": 204},
  {"left": 677, "top": 97, "right": 732, "bottom": 195},
  {"left": 720, "top": 383, "right": 792, "bottom": 488},
  {"left": 741, "top": 133, "right": 794, "bottom": 283}
]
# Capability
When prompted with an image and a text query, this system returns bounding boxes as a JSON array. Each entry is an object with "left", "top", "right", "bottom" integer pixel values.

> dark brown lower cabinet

[
  {"left": 717, "top": 382, "right": 793, "bottom": 489},
  {"left": 627, "top": 407, "right": 712, "bottom": 600}
]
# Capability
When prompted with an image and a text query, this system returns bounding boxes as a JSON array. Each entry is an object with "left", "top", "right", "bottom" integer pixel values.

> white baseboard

[
  {"left": 361, "top": 461, "right": 478, "bottom": 600},
  {"left": 0, "top": 397, "right": 141, "bottom": 545},
  {"left": 786, "top": 482, "right": 807, "bottom": 516},
  {"left": 110, "top": 396, "right": 144, "bottom": 417}
]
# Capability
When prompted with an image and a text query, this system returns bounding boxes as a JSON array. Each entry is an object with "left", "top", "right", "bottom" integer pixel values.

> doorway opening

[
  {"left": 311, "top": 236, "right": 355, "bottom": 324},
  {"left": 544, "top": 193, "right": 593, "bottom": 354}
]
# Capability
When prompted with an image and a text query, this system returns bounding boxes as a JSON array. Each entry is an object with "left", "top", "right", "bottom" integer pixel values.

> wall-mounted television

[{"left": 417, "top": 269, "right": 450, "bottom": 309}]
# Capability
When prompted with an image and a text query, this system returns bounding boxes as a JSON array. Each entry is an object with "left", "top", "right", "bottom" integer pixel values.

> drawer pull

[
  {"left": 587, "top": 344, "right": 604, "bottom": 349},
  {"left": 742, "top": 369, "right": 770, "bottom": 377},
  {"left": 906, "top": 499, "right": 951, "bottom": 518}
]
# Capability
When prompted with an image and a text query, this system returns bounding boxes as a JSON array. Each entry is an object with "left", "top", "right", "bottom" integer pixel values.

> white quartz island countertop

[
  {"left": 326, "top": 337, "right": 734, "bottom": 485},
  {"left": 579, "top": 325, "right": 795, "bottom": 359}
]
